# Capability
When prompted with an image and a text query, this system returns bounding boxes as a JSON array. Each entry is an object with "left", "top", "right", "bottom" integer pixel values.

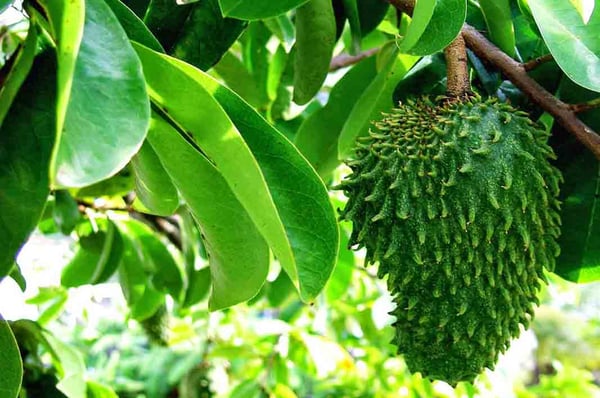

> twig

[
  {"left": 522, "top": 54, "right": 554, "bottom": 71},
  {"left": 386, "top": 0, "right": 600, "bottom": 159},
  {"left": 462, "top": 25, "right": 600, "bottom": 159},
  {"left": 570, "top": 98, "right": 600, "bottom": 113},
  {"left": 329, "top": 47, "right": 379, "bottom": 71},
  {"left": 444, "top": 35, "right": 471, "bottom": 98}
]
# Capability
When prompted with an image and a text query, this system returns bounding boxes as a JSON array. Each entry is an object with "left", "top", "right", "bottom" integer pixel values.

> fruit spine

[{"left": 337, "top": 95, "right": 562, "bottom": 385}]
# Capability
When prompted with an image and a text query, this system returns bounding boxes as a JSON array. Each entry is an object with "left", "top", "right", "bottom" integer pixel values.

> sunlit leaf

[
  {"left": 479, "top": 0, "right": 515, "bottom": 56},
  {"left": 218, "top": 0, "right": 310, "bottom": 20},
  {"left": 133, "top": 43, "right": 297, "bottom": 289},
  {"left": 295, "top": 54, "right": 378, "bottom": 178},
  {"left": 147, "top": 114, "right": 269, "bottom": 310},
  {"left": 528, "top": 0, "right": 600, "bottom": 92},
  {"left": 397, "top": 0, "right": 467, "bottom": 56},
  {"left": 51, "top": 0, "right": 150, "bottom": 187},
  {"left": 0, "top": 317, "right": 22, "bottom": 398},
  {"left": 337, "top": 44, "right": 418, "bottom": 158},
  {"left": 131, "top": 141, "right": 179, "bottom": 216},
  {"left": 191, "top": 70, "right": 340, "bottom": 301}
]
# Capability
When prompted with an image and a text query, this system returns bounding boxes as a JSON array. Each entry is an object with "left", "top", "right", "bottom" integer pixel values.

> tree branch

[
  {"left": 329, "top": 48, "right": 379, "bottom": 71},
  {"left": 522, "top": 54, "right": 554, "bottom": 71},
  {"left": 444, "top": 34, "right": 471, "bottom": 98},
  {"left": 386, "top": 0, "right": 600, "bottom": 159}
]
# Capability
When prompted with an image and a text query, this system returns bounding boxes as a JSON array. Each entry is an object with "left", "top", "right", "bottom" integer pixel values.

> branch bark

[
  {"left": 387, "top": 0, "right": 600, "bottom": 159},
  {"left": 444, "top": 34, "right": 471, "bottom": 98},
  {"left": 330, "top": 48, "right": 379, "bottom": 71}
]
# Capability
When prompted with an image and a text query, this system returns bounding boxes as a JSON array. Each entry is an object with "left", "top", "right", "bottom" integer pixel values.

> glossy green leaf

[
  {"left": 118, "top": 218, "right": 184, "bottom": 300},
  {"left": 293, "top": 0, "right": 337, "bottom": 105},
  {"left": 122, "top": 0, "right": 150, "bottom": 18},
  {"left": 27, "top": 286, "right": 68, "bottom": 326},
  {"left": 61, "top": 220, "right": 124, "bottom": 287},
  {"left": 103, "top": 0, "right": 164, "bottom": 52},
  {"left": 213, "top": 51, "right": 263, "bottom": 107},
  {"left": 8, "top": 264, "right": 26, "bottom": 292},
  {"left": 0, "top": 23, "right": 37, "bottom": 125},
  {"left": 134, "top": 44, "right": 296, "bottom": 285},
  {"left": 86, "top": 381, "right": 118, "bottom": 398},
  {"left": 72, "top": 168, "right": 135, "bottom": 199},
  {"left": 357, "top": 0, "right": 389, "bottom": 36},
  {"left": 295, "top": 55, "right": 378, "bottom": 178},
  {"left": 52, "top": 190, "right": 81, "bottom": 235},
  {"left": 31, "top": 0, "right": 84, "bottom": 138},
  {"left": 131, "top": 141, "right": 179, "bottom": 216},
  {"left": 239, "top": 22, "right": 271, "bottom": 109},
  {"left": 182, "top": 267, "right": 211, "bottom": 308},
  {"left": 171, "top": 0, "right": 247, "bottom": 70},
  {"left": 342, "top": 0, "right": 361, "bottom": 53},
  {"left": 0, "top": 53, "right": 56, "bottom": 279},
  {"left": 0, "top": 0, "right": 12, "bottom": 12},
  {"left": 51, "top": 0, "right": 150, "bottom": 188},
  {"left": 398, "top": 0, "right": 466, "bottom": 56},
  {"left": 218, "top": 0, "right": 310, "bottom": 20},
  {"left": 192, "top": 70, "right": 340, "bottom": 301},
  {"left": 143, "top": 0, "right": 194, "bottom": 50},
  {"left": 478, "top": 0, "right": 515, "bottom": 56},
  {"left": 43, "top": 332, "right": 87, "bottom": 398},
  {"left": 337, "top": 45, "right": 418, "bottom": 158},
  {"left": 0, "top": 317, "right": 22, "bottom": 398},
  {"left": 147, "top": 114, "right": 269, "bottom": 310},
  {"left": 116, "top": 224, "right": 166, "bottom": 319},
  {"left": 528, "top": 0, "right": 600, "bottom": 92},
  {"left": 553, "top": 78, "right": 600, "bottom": 282},
  {"left": 325, "top": 230, "right": 354, "bottom": 301}
]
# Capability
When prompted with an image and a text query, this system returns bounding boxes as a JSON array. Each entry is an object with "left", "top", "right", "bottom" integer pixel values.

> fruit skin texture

[{"left": 338, "top": 96, "right": 562, "bottom": 385}]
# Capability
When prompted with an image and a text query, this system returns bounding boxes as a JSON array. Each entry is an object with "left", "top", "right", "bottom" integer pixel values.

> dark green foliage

[
  {"left": 338, "top": 95, "right": 562, "bottom": 385},
  {"left": 140, "top": 304, "right": 168, "bottom": 346}
]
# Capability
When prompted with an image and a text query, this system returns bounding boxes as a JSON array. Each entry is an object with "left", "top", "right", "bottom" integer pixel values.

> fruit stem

[{"left": 444, "top": 35, "right": 471, "bottom": 99}]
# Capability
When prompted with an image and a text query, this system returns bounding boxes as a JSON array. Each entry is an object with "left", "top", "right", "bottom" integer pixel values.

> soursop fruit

[{"left": 337, "top": 95, "right": 562, "bottom": 385}]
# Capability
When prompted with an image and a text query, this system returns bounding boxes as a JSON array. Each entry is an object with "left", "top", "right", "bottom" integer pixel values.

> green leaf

[
  {"left": 325, "top": 229, "right": 355, "bottom": 302},
  {"left": 117, "top": 219, "right": 184, "bottom": 300},
  {"left": 170, "top": 0, "right": 248, "bottom": 70},
  {"left": 218, "top": 0, "right": 310, "bottom": 20},
  {"left": 398, "top": 0, "right": 467, "bottom": 56},
  {"left": 293, "top": 0, "right": 337, "bottom": 105},
  {"left": 528, "top": 0, "right": 600, "bottom": 92},
  {"left": 8, "top": 264, "right": 27, "bottom": 292},
  {"left": 72, "top": 168, "right": 135, "bottom": 199},
  {"left": 342, "top": 0, "right": 361, "bottom": 53},
  {"left": 131, "top": 141, "right": 179, "bottom": 216},
  {"left": 143, "top": 0, "right": 194, "bottom": 50},
  {"left": 552, "top": 78, "right": 600, "bottom": 282},
  {"left": 50, "top": 0, "right": 150, "bottom": 188},
  {"left": 0, "top": 317, "right": 22, "bottom": 398},
  {"left": 86, "top": 380, "right": 119, "bottom": 398},
  {"left": 43, "top": 332, "right": 87, "bottom": 398},
  {"left": 53, "top": 190, "right": 81, "bottom": 235},
  {"left": 0, "top": 53, "right": 56, "bottom": 279},
  {"left": 116, "top": 224, "right": 166, "bottom": 319},
  {"left": 230, "top": 380, "right": 264, "bottom": 398},
  {"left": 26, "top": 286, "right": 68, "bottom": 325},
  {"left": 238, "top": 22, "right": 271, "bottom": 109},
  {"left": 337, "top": 44, "right": 418, "bottom": 158},
  {"left": 213, "top": 51, "right": 263, "bottom": 107},
  {"left": 190, "top": 71, "right": 340, "bottom": 301},
  {"left": 0, "top": 23, "right": 37, "bottom": 125},
  {"left": 357, "top": 0, "right": 389, "bottom": 36},
  {"left": 295, "top": 54, "right": 378, "bottom": 178},
  {"left": 133, "top": 44, "right": 296, "bottom": 290},
  {"left": 31, "top": 0, "right": 84, "bottom": 139},
  {"left": 478, "top": 0, "right": 515, "bottom": 56},
  {"left": 103, "top": 0, "right": 164, "bottom": 52},
  {"left": 61, "top": 220, "right": 124, "bottom": 287},
  {"left": 182, "top": 267, "right": 211, "bottom": 308},
  {"left": 146, "top": 114, "right": 269, "bottom": 310}
]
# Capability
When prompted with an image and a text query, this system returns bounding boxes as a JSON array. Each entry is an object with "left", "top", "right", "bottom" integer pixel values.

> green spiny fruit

[{"left": 337, "top": 95, "right": 562, "bottom": 385}]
